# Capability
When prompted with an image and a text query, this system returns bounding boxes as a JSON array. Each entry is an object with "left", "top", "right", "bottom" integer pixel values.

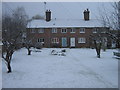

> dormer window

[
  {"left": 52, "top": 28, "right": 57, "bottom": 33},
  {"left": 80, "top": 28, "right": 85, "bottom": 33},
  {"left": 61, "top": 28, "right": 67, "bottom": 33}
]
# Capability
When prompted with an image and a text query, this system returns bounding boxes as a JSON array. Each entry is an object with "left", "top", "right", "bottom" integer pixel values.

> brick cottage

[{"left": 26, "top": 9, "right": 113, "bottom": 48}]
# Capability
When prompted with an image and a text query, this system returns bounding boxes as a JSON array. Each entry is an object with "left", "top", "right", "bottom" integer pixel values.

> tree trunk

[
  {"left": 97, "top": 43, "right": 102, "bottom": 58},
  {"left": 94, "top": 40, "right": 102, "bottom": 58},
  {"left": 7, "top": 62, "right": 12, "bottom": 73},
  {"left": 5, "top": 51, "right": 12, "bottom": 73},
  {"left": 96, "top": 48, "right": 101, "bottom": 58},
  {"left": 9, "top": 50, "right": 14, "bottom": 60},
  {"left": 28, "top": 48, "right": 31, "bottom": 55}
]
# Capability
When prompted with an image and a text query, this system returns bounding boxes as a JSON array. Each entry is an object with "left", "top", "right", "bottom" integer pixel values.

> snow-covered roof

[{"left": 27, "top": 19, "right": 104, "bottom": 28}]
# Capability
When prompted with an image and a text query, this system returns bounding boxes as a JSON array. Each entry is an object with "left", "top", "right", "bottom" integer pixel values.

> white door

[{"left": 70, "top": 37, "right": 75, "bottom": 47}]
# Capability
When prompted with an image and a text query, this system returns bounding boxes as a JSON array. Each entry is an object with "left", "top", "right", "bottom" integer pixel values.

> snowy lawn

[{"left": 2, "top": 48, "right": 118, "bottom": 88}]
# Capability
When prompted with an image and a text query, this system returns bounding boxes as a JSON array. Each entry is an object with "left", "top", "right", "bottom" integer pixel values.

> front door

[
  {"left": 70, "top": 37, "right": 75, "bottom": 47},
  {"left": 62, "top": 37, "right": 67, "bottom": 47}
]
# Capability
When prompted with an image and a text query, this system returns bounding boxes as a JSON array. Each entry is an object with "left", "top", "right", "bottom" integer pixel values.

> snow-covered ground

[
  {"left": 2, "top": 48, "right": 118, "bottom": 88},
  {"left": 0, "top": 57, "right": 2, "bottom": 90},
  {"left": 0, "top": 46, "right": 2, "bottom": 90}
]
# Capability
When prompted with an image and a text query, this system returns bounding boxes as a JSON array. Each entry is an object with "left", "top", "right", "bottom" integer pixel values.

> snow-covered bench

[
  {"left": 51, "top": 49, "right": 66, "bottom": 56},
  {"left": 113, "top": 52, "right": 120, "bottom": 57},
  {"left": 31, "top": 47, "right": 41, "bottom": 52}
]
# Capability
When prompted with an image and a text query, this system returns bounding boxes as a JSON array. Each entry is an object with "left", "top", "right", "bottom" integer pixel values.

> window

[
  {"left": 38, "top": 38, "right": 44, "bottom": 43},
  {"left": 51, "top": 38, "right": 59, "bottom": 43},
  {"left": 61, "top": 28, "right": 67, "bottom": 33},
  {"left": 101, "top": 30, "right": 106, "bottom": 33},
  {"left": 78, "top": 38, "right": 86, "bottom": 43},
  {"left": 112, "top": 40, "right": 116, "bottom": 48},
  {"left": 22, "top": 33, "right": 26, "bottom": 38},
  {"left": 80, "top": 28, "right": 85, "bottom": 33},
  {"left": 93, "top": 28, "right": 98, "bottom": 33},
  {"left": 70, "top": 28, "right": 76, "bottom": 33},
  {"left": 31, "top": 29, "right": 35, "bottom": 33},
  {"left": 38, "top": 28, "right": 44, "bottom": 33},
  {"left": 52, "top": 28, "right": 57, "bottom": 33}
]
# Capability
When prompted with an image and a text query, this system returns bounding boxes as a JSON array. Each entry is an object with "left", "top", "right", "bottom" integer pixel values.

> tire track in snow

[{"left": 68, "top": 49, "right": 116, "bottom": 88}]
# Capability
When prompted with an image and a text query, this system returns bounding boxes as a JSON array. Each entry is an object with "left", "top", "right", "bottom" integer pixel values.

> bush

[
  {"left": 61, "top": 49, "right": 66, "bottom": 52},
  {"left": 52, "top": 44, "right": 60, "bottom": 48}
]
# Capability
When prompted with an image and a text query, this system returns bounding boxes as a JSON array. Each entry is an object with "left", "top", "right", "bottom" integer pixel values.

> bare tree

[
  {"left": 24, "top": 36, "right": 34, "bottom": 55},
  {"left": 25, "top": 20, "right": 44, "bottom": 55},
  {"left": 99, "top": 2, "right": 120, "bottom": 49},
  {"left": 2, "top": 7, "right": 28, "bottom": 73},
  {"left": 32, "top": 14, "right": 44, "bottom": 20},
  {"left": 90, "top": 27, "right": 109, "bottom": 58},
  {"left": 24, "top": 33, "right": 43, "bottom": 55},
  {"left": 91, "top": 35, "right": 102, "bottom": 58}
]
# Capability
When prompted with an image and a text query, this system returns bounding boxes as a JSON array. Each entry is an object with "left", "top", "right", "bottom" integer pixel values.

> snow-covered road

[
  {"left": 68, "top": 49, "right": 117, "bottom": 88},
  {"left": 2, "top": 48, "right": 118, "bottom": 88}
]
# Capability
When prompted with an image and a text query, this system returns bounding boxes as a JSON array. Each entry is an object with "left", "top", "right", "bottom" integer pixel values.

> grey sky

[{"left": 2, "top": 2, "right": 114, "bottom": 19}]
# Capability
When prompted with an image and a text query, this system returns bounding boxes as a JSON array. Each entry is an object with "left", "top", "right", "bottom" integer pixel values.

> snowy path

[
  {"left": 2, "top": 48, "right": 118, "bottom": 88},
  {"left": 68, "top": 49, "right": 117, "bottom": 88}
]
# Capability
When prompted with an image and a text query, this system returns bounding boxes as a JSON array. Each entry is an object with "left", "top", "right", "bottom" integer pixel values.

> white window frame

[
  {"left": 93, "top": 28, "right": 98, "bottom": 33},
  {"left": 38, "top": 28, "right": 44, "bottom": 33},
  {"left": 52, "top": 28, "right": 57, "bottom": 33},
  {"left": 70, "top": 28, "right": 76, "bottom": 33},
  {"left": 61, "top": 28, "right": 67, "bottom": 33},
  {"left": 101, "top": 31, "right": 106, "bottom": 33},
  {"left": 78, "top": 38, "right": 86, "bottom": 43},
  {"left": 22, "top": 33, "right": 26, "bottom": 38},
  {"left": 80, "top": 28, "right": 85, "bottom": 33},
  {"left": 38, "top": 38, "right": 44, "bottom": 44},
  {"left": 51, "top": 38, "right": 59, "bottom": 44},
  {"left": 31, "top": 29, "right": 35, "bottom": 33}
]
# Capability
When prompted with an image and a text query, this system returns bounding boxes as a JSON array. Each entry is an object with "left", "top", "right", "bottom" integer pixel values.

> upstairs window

[
  {"left": 101, "top": 30, "right": 106, "bottom": 33},
  {"left": 51, "top": 38, "right": 59, "bottom": 43},
  {"left": 78, "top": 37, "right": 86, "bottom": 43},
  {"left": 61, "top": 28, "right": 67, "bottom": 33},
  {"left": 52, "top": 28, "right": 57, "bottom": 33},
  {"left": 31, "top": 29, "right": 35, "bottom": 33},
  {"left": 70, "top": 28, "right": 76, "bottom": 33},
  {"left": 38, "top": 28, "right": 44, "bottom": 33},
  {"left": 93, "top": 28, "right": 98, "bottom": 33},
  {"left": 80, "top": 28, "right": 85, "bottom": 33},
  {"left": 22, "top": 33, "right": 26, "bottom": 38},
  {"left": 37, "top": 38, "right": 44, "bottom": 43}
]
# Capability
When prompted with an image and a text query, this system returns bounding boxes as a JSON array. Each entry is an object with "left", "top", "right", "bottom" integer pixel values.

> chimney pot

[
  {"left": 87, "top": 8, "right": 89, "bottom": 11},
  {"left": 83, "top": 8, "right": 90, "bottom": 21},
  {"left": 46, "top": 9, "right": 51, "bottom": 22}
]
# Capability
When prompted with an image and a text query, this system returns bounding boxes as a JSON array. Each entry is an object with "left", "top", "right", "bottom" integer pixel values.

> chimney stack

[
  {"left": 46, "top": 10, "right": 51, "bottom": 22},
  {"left": 83, "top": 8, "right": 90, "bottom": 21}
]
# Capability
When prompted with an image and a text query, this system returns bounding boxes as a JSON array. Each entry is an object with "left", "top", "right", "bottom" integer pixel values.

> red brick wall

[{"left": 27, "top": 27, "right": 110, "bottom": 48}]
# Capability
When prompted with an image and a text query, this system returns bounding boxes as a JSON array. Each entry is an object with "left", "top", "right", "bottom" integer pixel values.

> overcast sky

[{"left": 2, "top": 2, "right": 114, "bottom": 19}]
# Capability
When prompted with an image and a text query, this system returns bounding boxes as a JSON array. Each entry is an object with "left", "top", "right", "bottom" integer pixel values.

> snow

[
  {"left": 0, "top": 74, "right": 1, "bottom": 89},
  {"left": 0, "top": 42, "right": 3, "bottom": 45},
  {"left": 27, "top": 19, "right": 104, "bottom": 28},
  {"left": 2, "top": 48, "right": 118, "bottom": 88},
  {"left": 0, "top": 53, "right": 2, "bottom": 90}
]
